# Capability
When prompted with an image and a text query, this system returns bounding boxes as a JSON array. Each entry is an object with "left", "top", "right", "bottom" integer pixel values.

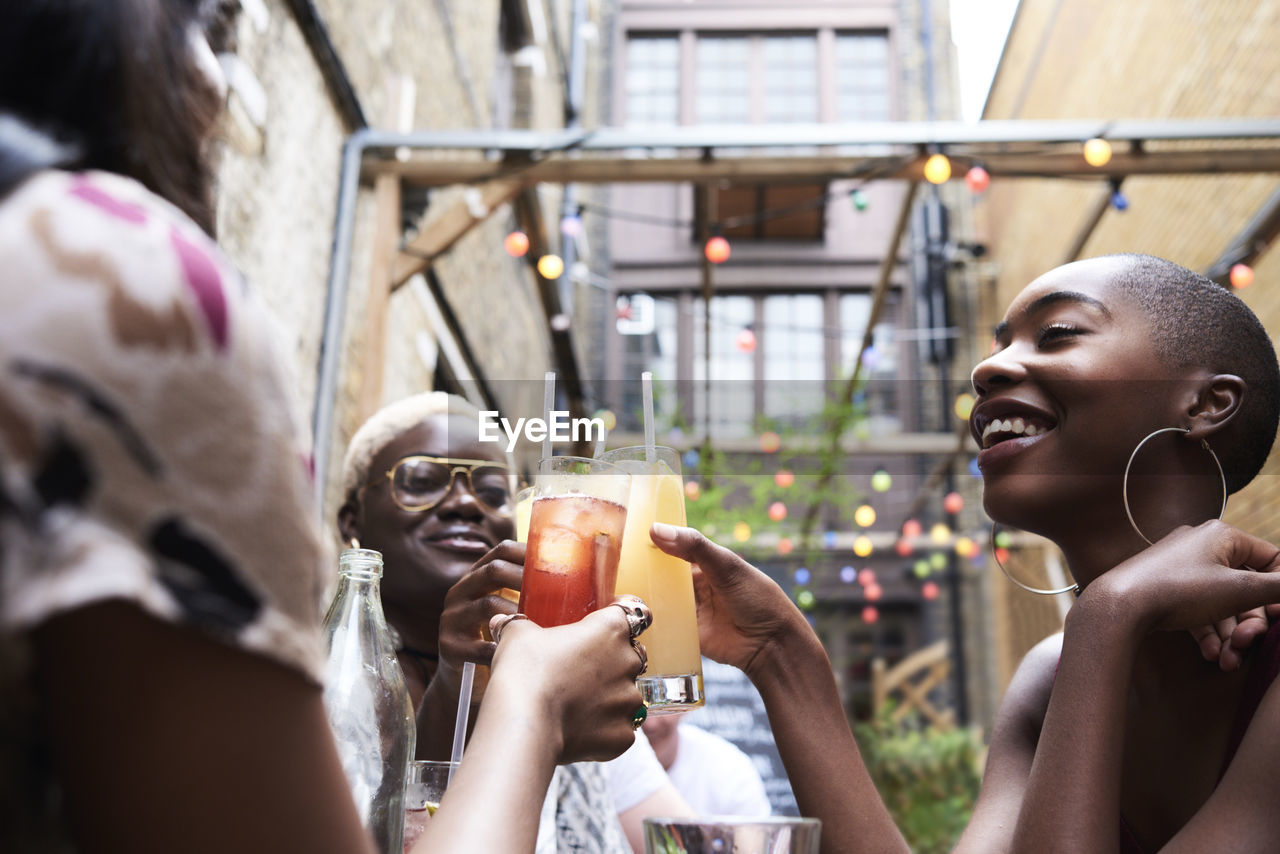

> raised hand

[
  {"left": 1087, "top": 520, "right": 1280, "bottom": 636},
  {"left": 648, "top": 522, "right": 810, "bottom": 678},
  {"left": 487, "top": 602, "right": 648, "bottom": 764},
  {"left": 437, "top": 540, "right": 524, "bottom": 674}
]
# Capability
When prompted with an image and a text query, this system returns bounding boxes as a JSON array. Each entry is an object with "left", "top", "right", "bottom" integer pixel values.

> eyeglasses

[{"left": 360, "top": 456, "right": 517, "bottom": 514}]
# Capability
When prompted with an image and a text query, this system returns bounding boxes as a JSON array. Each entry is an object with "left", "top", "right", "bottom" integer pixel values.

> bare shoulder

[{"left": 998, "top": 632, "right": 1062, "bottom": 734}]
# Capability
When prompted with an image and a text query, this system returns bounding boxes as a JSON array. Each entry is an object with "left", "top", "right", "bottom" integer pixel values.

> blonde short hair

[{"left": 340, "top": 391, "right": 488, "bottom": 501}]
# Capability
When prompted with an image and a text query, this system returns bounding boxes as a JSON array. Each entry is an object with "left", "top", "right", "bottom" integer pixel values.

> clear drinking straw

[
  {"left": 641, "top": 371, "right": 657, "bottom": 464},
  {"left": 543, "top": 371, "right": 555, "bottom": 461},
  {"left": 448, "top": 661, "right": 475, "bottom": 783}
]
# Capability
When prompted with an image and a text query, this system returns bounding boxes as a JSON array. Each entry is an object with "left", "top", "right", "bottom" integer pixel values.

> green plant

[{"left": 855, "top": 711, "right": 983, "bottom": 854}]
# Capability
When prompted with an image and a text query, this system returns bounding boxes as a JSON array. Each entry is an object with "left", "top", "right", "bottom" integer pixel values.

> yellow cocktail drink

[{"left": 603, "top": 446, "right": 704, "bottom": 712}]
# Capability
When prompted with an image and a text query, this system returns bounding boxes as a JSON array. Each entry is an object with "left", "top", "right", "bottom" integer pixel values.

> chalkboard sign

[{"left": 685, "top": 658, "right": 799, "bottom": 816}]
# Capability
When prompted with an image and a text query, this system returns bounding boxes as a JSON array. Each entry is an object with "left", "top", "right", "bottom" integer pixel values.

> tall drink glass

[
  {"left": 600, "top": 446, "right": 703, "bottom": 712},
  {"left": 518, "top": 456, "right": 630, "bottom": 627},
  {"left": 402, "top": 759, "right": 458, "bottom": 853}
]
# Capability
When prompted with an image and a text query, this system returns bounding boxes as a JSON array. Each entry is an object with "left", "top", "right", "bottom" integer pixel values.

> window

[
  {"left": 692, "top": 295, "right": 755, "bottom": 438},
  {"left": 696, "top": 37, "right": 751, "bottom": 124},
  {"left": 840, "top": 293, "right": 900, "bottom": 433},
  {"left": 617, "top": 294, "right": 679, "bottom": 431},
  {"left": 762, "top": 36, "right": 818, "bottom": 123},
  {"left": 763, "top": 294, "right": 825, "bottom": 423},
  {"left": 836, "top": 33, "right": 892, "bottom": 121},
  {"left": 626, "top": 35, "right": 680, "bottom": 126}
]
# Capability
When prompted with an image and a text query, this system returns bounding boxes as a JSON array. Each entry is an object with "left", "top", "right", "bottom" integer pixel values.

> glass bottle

[{"left": 322, "top": 548, "right": 415, "bottom": 854}]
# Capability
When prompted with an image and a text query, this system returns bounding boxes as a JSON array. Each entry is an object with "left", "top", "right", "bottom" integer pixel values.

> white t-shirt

[
  {"left": 603, "top": 727, "right": 671, "bottom": 812},
  {"left": 666, "top": 724, "right": 772, "bottom": 817}
]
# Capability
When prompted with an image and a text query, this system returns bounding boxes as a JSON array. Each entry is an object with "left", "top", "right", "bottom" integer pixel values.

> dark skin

[
  {"left": 647, "top": 257, "right": 1280, "bottom": 854},
  {"left": 954, "top": 257, "right": 1280, "bottom": 852},
  {"left": 337, "top": 412, "right": 522, "bottom": 755}
]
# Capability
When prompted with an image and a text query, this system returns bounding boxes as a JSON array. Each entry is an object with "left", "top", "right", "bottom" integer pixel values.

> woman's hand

[
  {"left": 1085, "top": 520, "right": 1280, "bottom": 636},
  {"left": 437, "top": 541, "right": 524, "bottom": 676},
  {"left": 1190, "top": 606, "right": 1270, "bottom": 672},
  {"left": 486, "top": 603, "right": 648, "bottom": 764},
  {"left": 648, "top": 522, "right": 810, "bottom": 679}
]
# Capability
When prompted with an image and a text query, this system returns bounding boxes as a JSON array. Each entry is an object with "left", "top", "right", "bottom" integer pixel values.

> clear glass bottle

[{"left": 322, "top": 548, "right": 415, "bottom": 854}]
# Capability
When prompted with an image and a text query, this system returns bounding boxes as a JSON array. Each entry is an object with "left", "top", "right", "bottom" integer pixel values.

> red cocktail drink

[{"left": 519, "top": 494, "right": 626, "bottom": 626}]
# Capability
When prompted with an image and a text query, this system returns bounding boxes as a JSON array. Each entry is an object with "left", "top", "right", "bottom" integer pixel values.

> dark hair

[
  {"left": 1107, "top": 253, "right": 1280, "bottom": 493},
  {"left": 0, "top": 0, "right": 228, "bottom": 233}
]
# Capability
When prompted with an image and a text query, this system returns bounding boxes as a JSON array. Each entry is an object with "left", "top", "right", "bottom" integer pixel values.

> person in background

[
  {"left": 0, "top": 2, "right": 646, "bottom": 852},
  {"left": 338, "top": 390, "right": 692, "bottom": 854},
  {"left": 642, "top": 713, "right": 772, "bottom": 817}
]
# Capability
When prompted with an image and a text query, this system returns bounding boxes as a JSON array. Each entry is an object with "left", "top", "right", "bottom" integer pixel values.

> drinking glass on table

[
  {"left": 600, "top": 446, "right": 703, "bottom": 712},
  {"left": 517, "top": 456, "right": 630, "bottom": 627},
  {"left": 402, "top": 760, "right": 458, "bottom": 853}
]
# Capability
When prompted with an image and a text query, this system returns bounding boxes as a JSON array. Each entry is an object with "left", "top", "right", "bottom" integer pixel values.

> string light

[
  {"left": 964, "top": 165, "right": 990, "bottom": 194},
  {"left": 684, "top": 480, "right": 700, "bottom": 500},
  {"left": 871, "top": 468, "right": 892, "bottom": 492},
  {"left": 922, "top": 581, "right": 940, "bottom": 601},
  {"left": 774, "top": 469, "right": 795, "bottom": 488},
  {"left": 923, "top": 153, "right": 952, "bottom": 184},
  {"left": 840, "top": 566, "right": 857, "bottom": 584},
  {"left": 1083, "top": 137, "right": 1112, "bottom": 167},
  {"left": 559, "top": 213, "right": 583, "bottom": 237},
  {"left": 954, "top": 393, "right": 975, "bottom": 420},
  {"left": 794, "top": 567, "right": 810, "bottom": 585},
  {"left": 736, "top": 328, "right": 758, "bottom": 353},
  {"left": 930, "top": 551, "right": 947, "bottom": 570},
  {"left": 823, "top": 530, "right": 837, "bottom": 548},
  {"left": 705, "top": 235, "right": 731, "bottom": 264},
  {"left": 858, "top": 568, "right": 876, "bottom": 587},
  {"left": 759, "top": 431, "right": 782, "bottom": 453},
  {"left": 865, "top": 583, "right": 883, "bottom": 602},
  {"left": 895, "top": 538, "right": 912, "bottom": 557},
  {"left": 733, "top": 521, "right": 751, "bottom": 542},
  {"left": 797, "top": 589, "right": 816, "bottom": 610},
  {"left": 943, "top": 492, "right": 964, "bottom": 515},
  {"left": 902, "top": 519, "right": 923, "bottom": 539},
  {"left": 1109, "top": 180, "right": 1129, "bottom": 212},
  {"left": 777, "top": 537, "right": 794, "bottom": 555},
  {"left": 853, "top": 535, "right": 873, "bottom": 557},
  {"left": 851, "top": 188, "right": 869, "bottom": 211},
  {"left": 955, "top": 536, "right": 978, "bottom": 558},
  {"left": 768, "top": 501, "right": 788, "bottom": 522},
  {"left": 537, "top": 254, "right": 565, "bottom": 279},
  {"left": 1230, "top": 263, "right": 1255, "bottom": 289},
  {"left": 594, "top": 409, "right": 617, "bottom": 431},
  {"left": 854, "top": 505, "right": 876, "bottom": 528},
  {"left": 504, "top": 230, "right": 530, "bottom": 257},
  {"left": 862, "top": 605, "right": 879, "bottom": 624},
  {"left": 913, "top": 559, "right": 930, "bottom": 578},
  {"left": 930, "top": 522, "right": 951, "bottom": 544}
]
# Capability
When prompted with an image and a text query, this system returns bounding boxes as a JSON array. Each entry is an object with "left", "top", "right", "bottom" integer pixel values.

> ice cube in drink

[{"left": 519, "top": 494, "right": 626, "bottom": 627}]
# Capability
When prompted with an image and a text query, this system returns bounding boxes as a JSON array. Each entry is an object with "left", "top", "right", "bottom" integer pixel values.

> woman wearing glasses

[{"left": 338, "top": 391, "right": 692, "bottom": 854}]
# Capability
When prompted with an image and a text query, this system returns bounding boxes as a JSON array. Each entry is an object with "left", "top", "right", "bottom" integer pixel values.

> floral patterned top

[{"left": 0, "top": 170, "right": 329, "bottom": 850}]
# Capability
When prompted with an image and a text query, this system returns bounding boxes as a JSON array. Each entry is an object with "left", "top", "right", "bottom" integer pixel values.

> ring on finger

[
  {"left": 630, "top": 637, "right": 648, "bottom": 676},
  {"left": 491, "top": 612, "right": 529, "bottom": 644},
  {"left": 611, "top": 595, "right": 653, "bottom": 639}
]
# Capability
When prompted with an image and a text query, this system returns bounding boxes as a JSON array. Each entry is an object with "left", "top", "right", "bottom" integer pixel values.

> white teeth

[{"left": 981, "top": 416, "right": 1051, "bottom": 448}]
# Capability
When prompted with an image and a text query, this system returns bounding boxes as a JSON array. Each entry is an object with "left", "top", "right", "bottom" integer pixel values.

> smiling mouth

[
  {"left": 977, "top": 415, "right": 1056, "bottom": 449},
  {"left": 426, "top": 533, "right": 493, "bottom": 553}
]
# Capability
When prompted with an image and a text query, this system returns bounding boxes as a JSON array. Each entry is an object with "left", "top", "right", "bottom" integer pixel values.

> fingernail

[{"left": 650, "top": 522, "right": 679, "bottom": 543}]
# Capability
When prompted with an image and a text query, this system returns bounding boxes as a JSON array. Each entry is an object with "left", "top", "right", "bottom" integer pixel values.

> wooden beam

[
  {"left": 798, "top": 182, "right": 919, "bottom": 543},
  {"left": 1062, "top": 180, "right": 1119, "bottom": 264},
  {"left": 374, "top": 147, "right": 1280, "bottom": 187},
  {"left": 1204, "top": 183, "right": 1280, "bottom": 284},
  {"left": 391, "top": 178, "right": 523, "bottom": 290},
  {"left": 512, "top": 188, "right": 590, "bottom": 432},
  {"left": 358, "top": 173, "right": 401, "bottom": 422}
]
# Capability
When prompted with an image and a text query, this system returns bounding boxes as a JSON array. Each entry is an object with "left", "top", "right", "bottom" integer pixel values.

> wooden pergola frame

[{"left": 314, "top": 118, "right": 1280, "bottom": 499}]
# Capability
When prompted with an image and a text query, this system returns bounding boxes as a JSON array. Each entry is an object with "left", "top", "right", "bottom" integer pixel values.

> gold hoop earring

[
  {"left": 348, "top": 536, "right": 361, "bottom": 549},
  {"left": 990, "top": 523, "right": 1079, "bottom": 596},
  {"left": 1122, "top": 427, "right": 1226, "bottom": 546}
]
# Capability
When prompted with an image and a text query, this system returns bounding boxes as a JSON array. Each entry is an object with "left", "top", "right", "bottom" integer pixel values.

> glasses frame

[{"left": 359, "top": 455, "right": 518, "bottom": 514}]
